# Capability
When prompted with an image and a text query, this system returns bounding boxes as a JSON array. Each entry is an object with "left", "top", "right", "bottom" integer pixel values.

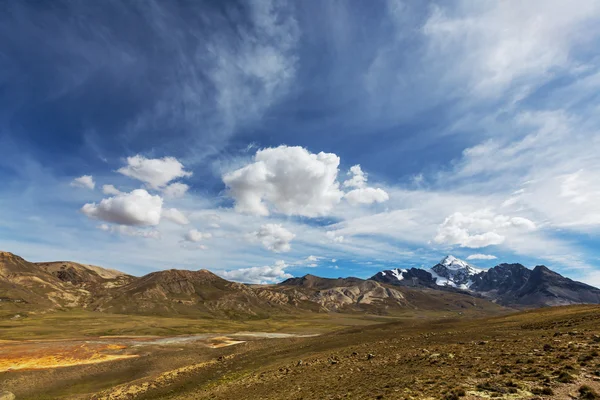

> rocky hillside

[
  {"left": 0, "top": 252, "right": 85, "bottom": 309},
  {"left": 37, "top": 261, "right": 134, "bottom": 289}
]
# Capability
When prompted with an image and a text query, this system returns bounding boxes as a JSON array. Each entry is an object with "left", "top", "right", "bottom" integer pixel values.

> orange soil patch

[{"left": 0, "top": 341, "right": 138, "bottom": 372}]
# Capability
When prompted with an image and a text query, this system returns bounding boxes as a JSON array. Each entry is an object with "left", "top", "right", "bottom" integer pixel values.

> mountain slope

[
  {"left": 91, "top": 269, "right": 277, "bottom": 318},
  {"left": 515, "top": 265, "right": 600, "bottom": 306},
  {"left": 36, "top": 261, "right": 134, "bottom": 288},
  {"left": 0, "top": 252, "right": 84, "bottom": 309},
  {"left": 279, "top": 274, "right": 365, "bottom": 290}
]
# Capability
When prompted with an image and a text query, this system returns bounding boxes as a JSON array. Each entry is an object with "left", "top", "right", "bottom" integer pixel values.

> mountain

[
  {"left": 279, "top": 274, "right": 365, "bottom": 290},
  {"left": 91, "top": 269, "right": 278, "bottom": 318},
  {"left": 0, "top": 251, "right": 505, "bottom": 318},
  {"left": 0, "top": 251, "right": 86, "bottom": 309},
  {"left": 513, "top": 265, "right": 600, "bottom": 306},
  {"left": 371, "top": 256, "right": 600, "bottom": 308},
  {"left": 370, "top": 256, "right": 483, "bottom": 289},
  {"left": 36, "top": 261, "right": 134, "bottom": 288},
  {"left": 470, "top": 263, "right": 532, "bottom": 294},
  {"left": 430, "top": 255, "right": 484, "bottom": 288}
]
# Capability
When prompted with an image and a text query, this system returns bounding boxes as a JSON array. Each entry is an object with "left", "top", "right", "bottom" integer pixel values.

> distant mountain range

[
  {"left": 1, "top": 251, "right": 599, "bottom": 318},
  {"left": 371, "top": 255, "right": 600, "bottom": 307}
]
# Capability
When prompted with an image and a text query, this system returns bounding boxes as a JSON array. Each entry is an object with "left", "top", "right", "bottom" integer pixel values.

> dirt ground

[{"left": 2, "top": 306, "right": 600, "bottom": 399}]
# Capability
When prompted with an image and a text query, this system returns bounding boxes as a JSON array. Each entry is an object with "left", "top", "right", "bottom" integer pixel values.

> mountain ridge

[
  {"left": 2, "top": 250, "right": 599, "bottom": 315},
  {"left": 0, "top": 251, "right": 505, "bottom": 318},
  {"left": 371, "top": 255, "right": 600, "bottom": 307}
]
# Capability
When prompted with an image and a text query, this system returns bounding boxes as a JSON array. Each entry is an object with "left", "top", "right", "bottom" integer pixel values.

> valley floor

[{"left": 1, "top": 306, "right": 600, "bottom": 399}]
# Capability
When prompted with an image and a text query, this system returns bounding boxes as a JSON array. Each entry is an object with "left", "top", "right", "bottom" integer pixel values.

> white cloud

[
  {"left": 102, "top": 184, "right": 122, "bottom": 195},
  {"left": 223, "top": 145, "right": 344, "bottom": 217},
  {"left": 422, "top": 1, "right": 600, "bottom": 97},
  {"left": 251, "top": 223, "right": 295, "bottom": 253},
  {"left": 220, "top": 260, "right": 292, "bottom": 284},
  {"left": 343, "top": 165, "right": 367, "bottom": 188},
  {"left": 98, "top": 224, "right": 160, "bottom": 239},
  {"left": 434, "top": 210, "right": 536, "bottom": 248},
  {"left": 305, "top": 255, "right": 320, "bottom": 262},
  {"left": 342, "top": 164, "right": 389, "bottom": 205},
  {"left": 71, "top": 175, "right": 95, "bottom": 190},
  {"left": 345, "top": 187, "right": 390, "bottom": 205},
  {"left": 81, "top": 189, "right": 163, "bottom": 226},
  {"left": 467, "top": 254, "right": 498, "bottom": 261},
  {"left": 183, "top": 229, "right": 212, "bottom": 243},
  {"left": 117, "top": 155, "right": 192, "bottom": 189},
  {"left": 162, "top": 182, "right": 189, "bottom": 199},
  {"left": 162, "top": 208, "right": 189, "bottom": 225},
  {"left": 326, "top": 231, "right": 345, "bottom": 243}
]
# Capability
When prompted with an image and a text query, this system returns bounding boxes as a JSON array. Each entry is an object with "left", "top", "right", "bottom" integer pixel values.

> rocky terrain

[{"left": 3, "top": 305, "right": 600, "bottom": 399}]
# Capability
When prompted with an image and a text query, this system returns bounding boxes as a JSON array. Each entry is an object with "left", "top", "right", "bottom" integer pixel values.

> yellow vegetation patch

[{"left": 0, "top": 353, "right": 138, "bottom": 372}]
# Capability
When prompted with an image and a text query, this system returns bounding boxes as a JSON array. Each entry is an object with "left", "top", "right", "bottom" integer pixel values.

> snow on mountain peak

[
  {"left": 440, "top": 255, "right": 472, "bottom": 270},
  {"left": 431, "top": 256, "right": 485, "bottom": 288}
]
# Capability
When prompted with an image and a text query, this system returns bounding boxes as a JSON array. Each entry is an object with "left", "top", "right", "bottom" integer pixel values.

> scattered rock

[{"left": 367, "top": 353, "right": 375, "bottom": 360}]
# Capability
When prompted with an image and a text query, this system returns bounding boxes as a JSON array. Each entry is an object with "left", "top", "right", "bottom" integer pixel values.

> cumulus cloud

[
  {"left": 162, "top": 208, "right": 189, "bottom": 225},
  {"left": 434, "top": 210, "right": 536, "bottom": 248},
  {"left": 102, "top": 184, "right": 122, "bottom": 195},
  {"left": 183, "top": 229, "right": 212, "bottom": 242},
  {"left": 345, "top": 187, "right": 390, "bottom": 205},
  {"left": 117, "top": 155, "right": 192, "bottom": 189},
  {"left": 220, "top": 260, "right": 292, "bottom": 284},
  {"left": 467, "top": 254, "right": 498, "bottom": 260},
  {"left": 223, "top": 146, "right": 344, "bottom": 217},
  {"left": 343, "top": 164, "right": 389, "bottom": 205},
  {"left": 98, "top": 224, "right": 160, "bottom": 239},
  {"left": 162, "top": 182, "right": 190, "bottom": 198},
  {"left": 250, "top": 223, "right": 295, "bottom": 253},
  {"left": 81, "top": 189, "right": 163, "bottom": 226},
  {"left": 71, "top": 175, "right": 95, "bottom": 190},
  {"left": 303, "top": 255, "right": 321, "bottom": 267},
  {"left": 343, "top": 165, "right": 368, "bottom": 188}
]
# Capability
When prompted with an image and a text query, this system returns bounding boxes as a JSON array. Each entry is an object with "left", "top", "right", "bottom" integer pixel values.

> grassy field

[
  {"left": 0, "top": 310, "right": 399, "bottom": 341},
  {"left": 0, "top": 306, "right": 500, "bottom": 340}
]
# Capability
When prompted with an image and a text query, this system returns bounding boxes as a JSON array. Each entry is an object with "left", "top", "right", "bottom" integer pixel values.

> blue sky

[{"left": 1, "top": 0, "right": 600, "bottom": 285}]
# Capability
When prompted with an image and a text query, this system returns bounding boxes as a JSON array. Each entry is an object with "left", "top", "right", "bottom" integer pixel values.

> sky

[{"left": 1, "top": 0, "right": 600, "bottom": 286}]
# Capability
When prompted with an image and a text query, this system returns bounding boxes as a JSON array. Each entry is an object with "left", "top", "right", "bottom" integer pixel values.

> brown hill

[
  {"left": 91, "top": 269, "right": 287, "bottom": 318},
  {"left": 36, "top": 261, "right": 134, "bottom": 288},
  {"left": 1, "top": 250, "right": 506, "bottom": 318},
  {"left": 0, "top": 252, "right": 83, "bottom": 309},
  {"left": 279, "top": 274, "right": 365, "bottom": 290}
]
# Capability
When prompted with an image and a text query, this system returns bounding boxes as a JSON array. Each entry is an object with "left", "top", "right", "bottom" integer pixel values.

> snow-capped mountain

[
  {"left": 430, "top": 255, "right": 485, "bottom": 289},
  {"left": 369, "top": 257, "right": 600, "bottom": 307},
  {"left": 370, "top": 256, "right": 485, "bottom": 290}
]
